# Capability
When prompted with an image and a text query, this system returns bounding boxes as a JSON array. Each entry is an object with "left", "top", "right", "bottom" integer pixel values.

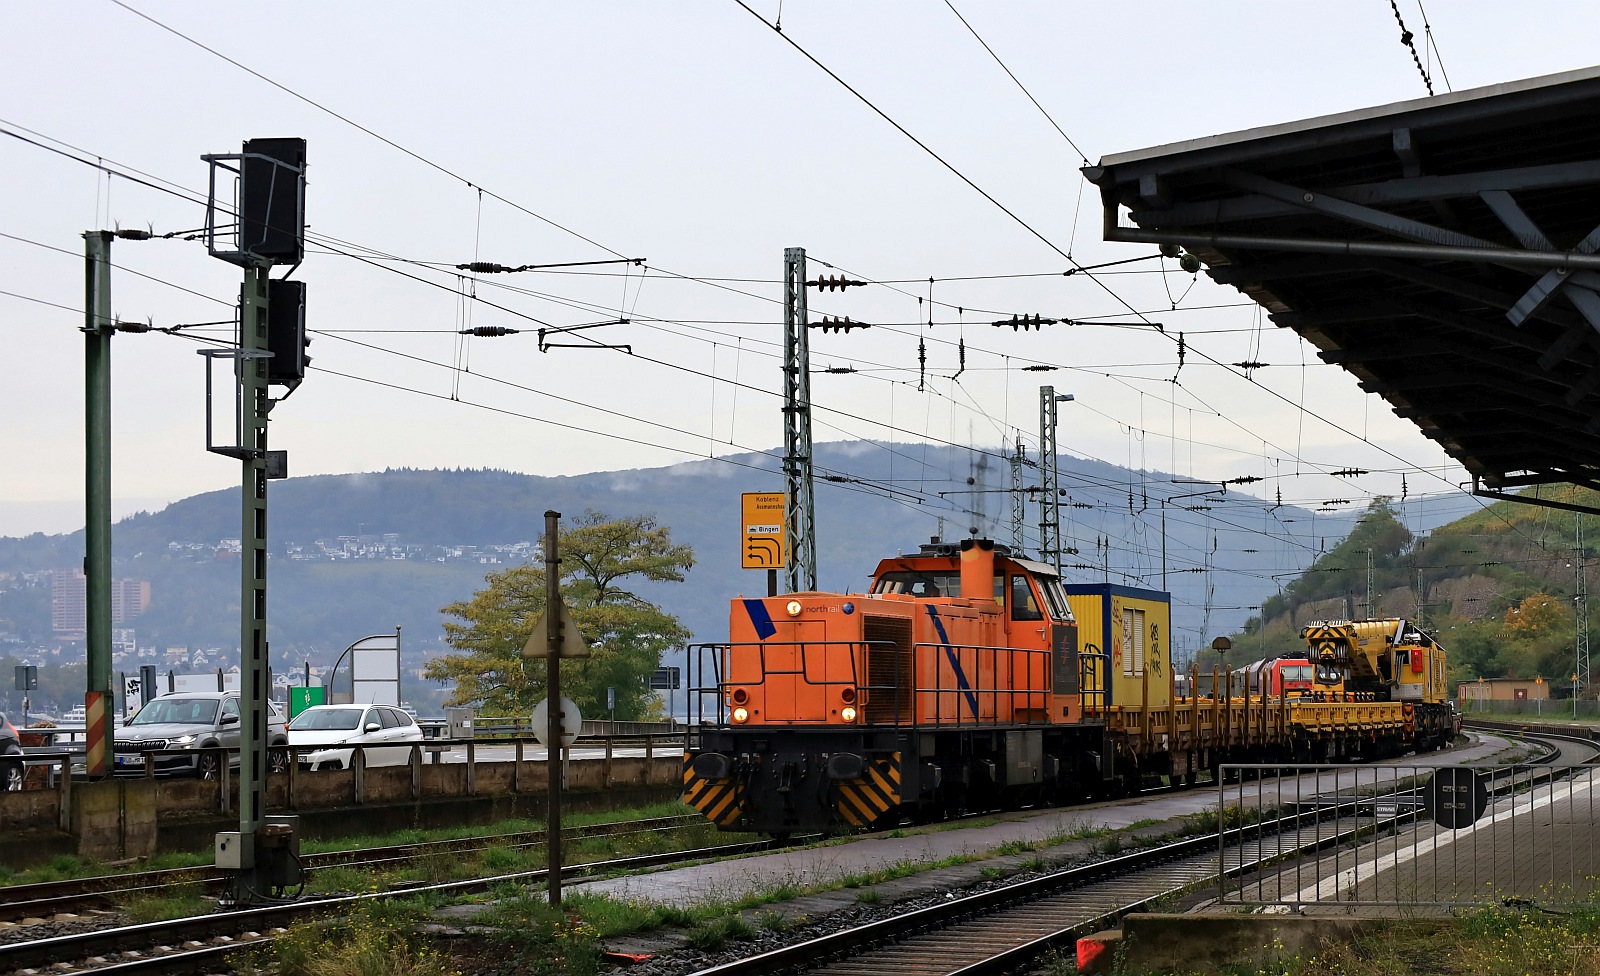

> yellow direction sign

[
  {"left": 741, "top": 491, "right": 788, "bottom": 569},
  {"left": 521, "top": 597, "right": 592, "bottom": 659}
]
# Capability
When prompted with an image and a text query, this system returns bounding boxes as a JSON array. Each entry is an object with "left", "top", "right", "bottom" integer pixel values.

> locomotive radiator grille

[
  {"left": 682, "top": 752, "right": 743, "bottom": 827},
  {"left": 835, "top": 752, "right": 901, "bottom": 826}
]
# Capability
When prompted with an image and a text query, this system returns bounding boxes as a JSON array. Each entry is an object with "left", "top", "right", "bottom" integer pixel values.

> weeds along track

[
  {"left": 0, "top": 814, "right": 704, "bottom": 926},
  {"left": 0, "top": 840, "right": 778, "bottom": 976}
]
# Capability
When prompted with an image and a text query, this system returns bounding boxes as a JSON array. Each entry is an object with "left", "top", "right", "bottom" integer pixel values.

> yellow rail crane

[{"left": 1300, "top": 618, "right": 1454, "bottom": 752}]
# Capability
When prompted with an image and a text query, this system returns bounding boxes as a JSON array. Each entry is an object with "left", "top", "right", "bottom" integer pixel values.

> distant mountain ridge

[{"left": 0, "top": 443, "right": 1464, "bottom": 667}]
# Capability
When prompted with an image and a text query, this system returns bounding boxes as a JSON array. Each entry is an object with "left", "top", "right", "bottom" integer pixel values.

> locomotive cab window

[
  {"left": 873, "top": 572, "right": 961, "bottom": 598},
  {"left": 1038, "top": 578, "right": 1073, "bottom": 621},
  {"left": 1009, "top": 575, "right": 1043, "bottom": 621}
]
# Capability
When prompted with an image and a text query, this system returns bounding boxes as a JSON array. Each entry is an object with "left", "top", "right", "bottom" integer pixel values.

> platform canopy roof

[{"left": 1083, "top": 66, "right": 1600, "bottom": 512}]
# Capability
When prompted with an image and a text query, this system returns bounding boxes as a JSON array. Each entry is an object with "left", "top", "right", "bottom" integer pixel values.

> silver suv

[{"left": 113, "top": 692, "right": 290, "bottom": 778}]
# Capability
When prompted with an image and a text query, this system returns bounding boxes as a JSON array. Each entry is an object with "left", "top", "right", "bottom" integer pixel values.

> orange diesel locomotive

[{"left": 684, "top": 539, "right": 1102, "bottom": 837}]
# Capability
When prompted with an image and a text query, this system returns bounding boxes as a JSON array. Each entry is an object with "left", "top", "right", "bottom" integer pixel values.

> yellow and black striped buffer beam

[
  {"left": 683, "top": 753, "right": 743, "bottom": 828},
  {"left": 835, "top": 753, "right": 902, "bottom": 827}
]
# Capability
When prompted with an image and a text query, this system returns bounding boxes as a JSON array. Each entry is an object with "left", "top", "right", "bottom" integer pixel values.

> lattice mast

[
  {"left": 782, "top": 247, "right": 817, "bottom": 593},
  {"left": 1038, "top": 387, "right": 1061, "bottom": 574}
]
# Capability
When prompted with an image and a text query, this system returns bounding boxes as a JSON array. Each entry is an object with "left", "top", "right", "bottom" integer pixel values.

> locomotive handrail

[
  {"left": 909, "top": 640, "right": 1053, "bottom": 727},
  {"left": 1078, "top": 650, "right": 1109, "bottom": 714},
  {"left": 684, "top": 639, "right": 900, "bottom": 726}
]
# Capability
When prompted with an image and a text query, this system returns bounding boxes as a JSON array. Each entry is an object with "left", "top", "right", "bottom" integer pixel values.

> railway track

[
  {"left": 0, "top": 813, "right": 705, "bottom": 925},
  {"left": 684, "top": 726, "right": 1599, "bottom": 976},
  {"left": 0, "top": 840, "right": 778, "bottom": 976}
]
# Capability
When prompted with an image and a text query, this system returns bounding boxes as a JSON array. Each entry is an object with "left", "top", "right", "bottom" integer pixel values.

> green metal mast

[
  {"left": 83, "top": 230, "right": 115, "bottom": 778},
  {"left": 238, "top": 265, "right": 270, "bottom": 838}
]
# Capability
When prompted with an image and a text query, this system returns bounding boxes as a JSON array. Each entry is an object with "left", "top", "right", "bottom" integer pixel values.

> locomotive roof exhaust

[{"left": 959, "top": 538, "right": 996, "bottom": 604}]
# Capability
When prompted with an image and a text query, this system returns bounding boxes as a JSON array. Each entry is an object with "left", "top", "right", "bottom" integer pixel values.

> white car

[{"left": 288, "top": 704, "right": 425, "bottom": 770}]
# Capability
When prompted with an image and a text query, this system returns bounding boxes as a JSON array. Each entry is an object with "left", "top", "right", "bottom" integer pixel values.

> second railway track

[{"left": 0, "top": 813, "right": 706, "bottom": 925}]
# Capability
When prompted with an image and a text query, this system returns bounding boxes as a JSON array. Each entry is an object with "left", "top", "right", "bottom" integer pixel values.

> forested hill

[
  {"left": 0, "top": 443, "right": 1459, "bottom": 663},
  {"left": 1218, "top": 485, "right": 1599, "bottom": 690}
]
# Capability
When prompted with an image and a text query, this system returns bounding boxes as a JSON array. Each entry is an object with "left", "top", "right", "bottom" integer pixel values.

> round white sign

[{"left": 532, "top": 696, "right": 582, "bottom": 748}]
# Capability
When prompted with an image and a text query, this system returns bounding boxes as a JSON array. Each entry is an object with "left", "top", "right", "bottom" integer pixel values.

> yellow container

[{"left": 1063, "top": 584, "right": 1172, "bottom": 711}]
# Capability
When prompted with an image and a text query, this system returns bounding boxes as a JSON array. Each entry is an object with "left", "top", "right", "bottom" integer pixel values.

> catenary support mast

[
  {"left": 1038, "top": 387, "right": 1061, "bottom": 574},
  {"left": 783, "top": 247, "right": 816, "bottom": 593},
  {"left": 83, "top": 231, "right": 115, "bottom": 779}
]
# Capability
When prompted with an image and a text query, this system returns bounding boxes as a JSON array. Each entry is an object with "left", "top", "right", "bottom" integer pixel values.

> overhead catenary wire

[
  {"left": 5, "top": 40, "right": 1526, "bottom": 556},
  {"left": 1, "top": 119, "right": 1297, "bottom": 488},
  {"left": 940, "top": 0, "right": 1090, "bottom": 165},
  {"left": 720, "top": 11, "right": 1532, "bottom": 534}
]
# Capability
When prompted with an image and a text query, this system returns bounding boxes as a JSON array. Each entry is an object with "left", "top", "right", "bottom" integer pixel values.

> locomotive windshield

[
  {"left": 871, "top": 568, "right": 1073, "bottom": 622},
  {"left": 872, "top": 572, "right": 963, "bottom": 597}
]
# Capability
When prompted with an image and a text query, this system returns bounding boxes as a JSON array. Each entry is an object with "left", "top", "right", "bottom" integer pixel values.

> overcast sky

[{"left": 4, "top": 2, "right": 1597, "bottom": 539}]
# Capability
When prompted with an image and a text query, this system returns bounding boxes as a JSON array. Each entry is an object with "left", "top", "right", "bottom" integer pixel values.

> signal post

[{"left": 200, "top": 138, "right": 310, "bottom": 905}]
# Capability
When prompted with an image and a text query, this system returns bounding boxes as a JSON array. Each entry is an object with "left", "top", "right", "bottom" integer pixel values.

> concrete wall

[{"left": 0, "top": 754, "right": 683, "bottom": 868}]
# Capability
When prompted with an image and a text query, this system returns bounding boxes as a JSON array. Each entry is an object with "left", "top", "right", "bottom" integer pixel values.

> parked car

[
  {"left": 112, "top": 692, "right": 290, "bottom": 778},
  {"left": 288, "top": 704, "right": 425, "bottom": 770},
  {"left": 0, "top": 713, "right": 22, "bottom": 791}
]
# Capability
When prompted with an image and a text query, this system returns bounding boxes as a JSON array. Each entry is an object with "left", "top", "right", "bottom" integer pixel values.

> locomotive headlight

[
  {"left": 786, "top": 600, "right": 803, "bottom": 617},
  {"left": 732, "top": 706, "right": 750, "bottom": 723},
  {"left": 840, "top": 706, "right": 858, "bottom": 722}
]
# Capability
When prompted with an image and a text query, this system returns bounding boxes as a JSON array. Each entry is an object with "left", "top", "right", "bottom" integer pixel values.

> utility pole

[
  {"left": 1366, "top": 548, "right": 1375, "bottom": 619},
  {"left": 782, "top": 247, "right": 816, "bottom": 593},
  {"left": 83, "top": 230, "right": 115, "bottom": 779},
  {"left": 544, "top": 510, "right": 564, "bottom": 906},
  {"left": 1578, "top": 515, "right": 1590, "bottom": 703}
]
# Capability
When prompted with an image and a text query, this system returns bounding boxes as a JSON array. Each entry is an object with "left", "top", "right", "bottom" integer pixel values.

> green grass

[
  {"left": 757, "top": 909, "right": 786, "bottom": 931},
  {"left": 684, "top": 914, "right": 756, "bottom": 951},
  {"left": 299, "top": 800, "right": 698, "bottom": 856},
  {"left": 1091, "top": 834, "right": 1125, "bottom": 856},
  {"left": 248, "top": 897, "right": 468, "bottom": 976},
  {"left": 306, "top": 865, "right": 399, "bottom": 895},
  {"left": 1142, "top": 909, "right": 1600, "bottom": 976},
  {"left": 119, "top": 892, "right": 215, "bottom": 923}
]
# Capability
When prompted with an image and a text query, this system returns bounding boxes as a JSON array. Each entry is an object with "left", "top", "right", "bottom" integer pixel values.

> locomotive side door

[
  {"left": 1002, "top": 571, "right": 1076, "bottom": 723},
  {"left": 1033, "top": 577, "right": 1080, "bottom": 722}
]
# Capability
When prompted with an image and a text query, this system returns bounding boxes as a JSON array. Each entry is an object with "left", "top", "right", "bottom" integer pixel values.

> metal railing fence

[{"left": 1218, "top": 761, "right": 1600, "bottom": 910}]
